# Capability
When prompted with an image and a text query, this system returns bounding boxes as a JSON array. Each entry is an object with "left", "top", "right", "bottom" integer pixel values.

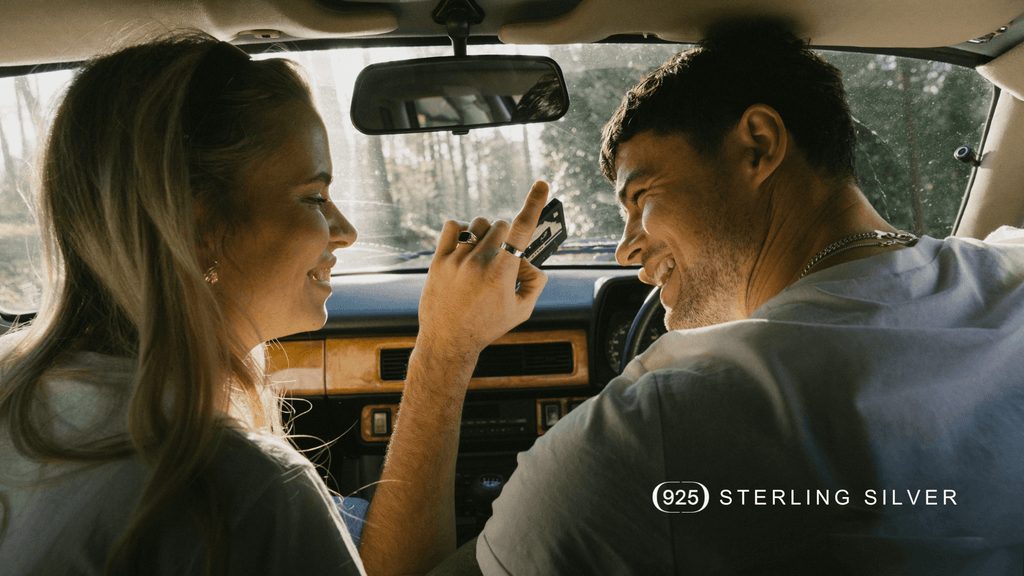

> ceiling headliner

[{"left": 1, "top": 0, "right": 1021, "bottom": 67}]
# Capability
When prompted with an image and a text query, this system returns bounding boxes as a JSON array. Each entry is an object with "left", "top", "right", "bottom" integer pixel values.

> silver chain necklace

[{"left": 800, "top": 230, "right": 919, "bottom": 278}]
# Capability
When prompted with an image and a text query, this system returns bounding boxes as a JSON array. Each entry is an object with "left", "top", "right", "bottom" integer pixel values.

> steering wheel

[{"left": 621, "top": 286, "right": 664, "bottom": 367}]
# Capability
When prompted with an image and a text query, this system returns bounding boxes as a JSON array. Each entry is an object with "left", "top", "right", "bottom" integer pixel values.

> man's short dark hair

[{"left": 600, "top": 22, "right": 857, "bottom": 184}]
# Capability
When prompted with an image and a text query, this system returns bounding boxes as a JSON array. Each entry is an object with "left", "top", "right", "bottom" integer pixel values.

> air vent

[
  {"left": 379, "top": 342, "right": 574, "bottom": 381},
  {"left": 380, "top": 348, "right": 413, "bottom": 381}
]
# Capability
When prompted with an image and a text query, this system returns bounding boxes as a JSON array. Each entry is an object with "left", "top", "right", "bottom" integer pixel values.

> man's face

[{"left": 614, "top": 131, "right": 758, "bottom": 330}]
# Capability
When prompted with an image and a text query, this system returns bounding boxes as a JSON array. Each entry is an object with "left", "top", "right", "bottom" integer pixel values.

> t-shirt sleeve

[{"left": 476, "top": 375, "right": 674, "bottom": 575}]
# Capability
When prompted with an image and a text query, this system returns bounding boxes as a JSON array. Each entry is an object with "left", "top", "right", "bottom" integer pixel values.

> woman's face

[{"left": 217, "top": 104, "right": 356, "bottom": 348}]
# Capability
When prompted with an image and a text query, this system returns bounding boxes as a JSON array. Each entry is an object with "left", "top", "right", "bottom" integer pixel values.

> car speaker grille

[{"left": 379, "top": 342, "right": 574, "bottom": 381}]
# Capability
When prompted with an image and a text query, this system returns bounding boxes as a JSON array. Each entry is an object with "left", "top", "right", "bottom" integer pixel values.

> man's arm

[{"left": 358, "top": 182, "right": 549, "bottom": 576}]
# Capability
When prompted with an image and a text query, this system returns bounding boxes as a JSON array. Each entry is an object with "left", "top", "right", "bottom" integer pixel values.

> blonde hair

[{"left": 0, "top": 33, "right": 315, "bottom": 574}]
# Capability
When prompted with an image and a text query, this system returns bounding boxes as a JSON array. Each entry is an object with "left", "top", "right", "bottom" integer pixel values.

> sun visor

[
  {"left": 980, "top": 41, "right": 1024, "bottom": 100},
  {"left": 498, "top": 0, "right": 1021, "bottom": 48},
  {"left": 1, "top": 0, "right": 397, "bottom": 67}
]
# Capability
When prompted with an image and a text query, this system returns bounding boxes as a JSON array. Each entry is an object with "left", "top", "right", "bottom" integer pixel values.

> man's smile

[
  {"left": 639, "top": 243, "right": 677, "bottom": 288},
  {"left": 653, "top": 257, "right": 676, "bottom": 287}
]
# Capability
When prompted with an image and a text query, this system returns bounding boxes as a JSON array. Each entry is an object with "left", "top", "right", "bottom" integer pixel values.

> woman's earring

[{"left": 204, "top": 262, "right": 219, "bottom": 284}]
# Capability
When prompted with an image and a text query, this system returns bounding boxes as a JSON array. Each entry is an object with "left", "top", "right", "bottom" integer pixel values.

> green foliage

[
  {"left": 536, "top": 47, "right": 992, "bottom": 241},
  {"left": 832, "top": 53, "right": 991, "bottom": 236},
  {"left": 539, "top": 67, "right": 633, "bottom": 240},
  {"left": 538, "top": 45, "right": 682, "bottom": 241}
]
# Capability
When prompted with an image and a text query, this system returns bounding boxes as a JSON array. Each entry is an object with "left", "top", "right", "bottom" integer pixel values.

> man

[
  {"left": 468, "top": 24, "right": 1019, "bottom": 569},
  {"left": 457, "top": 23, "right": 1023, "bottom": 574}
]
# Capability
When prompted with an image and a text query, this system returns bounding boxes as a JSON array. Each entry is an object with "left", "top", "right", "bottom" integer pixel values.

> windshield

[{"left": 0, "top": 43, "right": 995, "bottom": 313}]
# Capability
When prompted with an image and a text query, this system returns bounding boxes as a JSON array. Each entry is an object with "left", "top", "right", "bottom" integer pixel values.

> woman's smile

[{"left": 217, "top": 103, "right": 357, "bottom": 347}]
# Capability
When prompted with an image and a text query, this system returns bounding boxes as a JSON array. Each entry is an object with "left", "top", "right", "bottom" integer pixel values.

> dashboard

[{"left": 268, "top": 267, "right": 666, "bottom": 543}]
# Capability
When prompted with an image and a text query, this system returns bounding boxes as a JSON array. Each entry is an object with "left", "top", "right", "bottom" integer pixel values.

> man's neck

[{"left": 744, "top": 174, "right": 896, "bottom": 316}]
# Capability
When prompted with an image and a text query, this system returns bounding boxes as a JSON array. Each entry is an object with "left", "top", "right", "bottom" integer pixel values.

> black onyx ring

[
  {"left": 500, "top": 242, "right": 525, "bottom": 258},
  {"left": 457, "top": 231, "right": 479, "bottom": 245}
]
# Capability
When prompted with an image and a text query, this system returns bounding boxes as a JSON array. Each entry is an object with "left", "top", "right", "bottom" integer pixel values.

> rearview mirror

[{"left": 350, "top": 55, "right": 569, "bottom": 135}]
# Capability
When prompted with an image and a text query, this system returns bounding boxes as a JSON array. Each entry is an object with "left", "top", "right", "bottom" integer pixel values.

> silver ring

[
  {"left": 457, "top": 231, "right": 479, "bottom": 245},
  {"left": 500, "top": 241, "right": 525, "bottom": 258}
]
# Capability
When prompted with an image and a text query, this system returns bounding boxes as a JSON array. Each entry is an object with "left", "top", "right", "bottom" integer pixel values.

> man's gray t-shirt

[{"left": 479, "top": 233, "right": 1024, "bottom": 575}]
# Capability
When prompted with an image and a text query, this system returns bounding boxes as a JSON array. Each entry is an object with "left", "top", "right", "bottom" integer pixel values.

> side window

[
  {"left": 0, "top": 69, "right": 72, "bottom": 315},
  {"left": 825, "top": 52, "right": 994, "bottom": 237}
]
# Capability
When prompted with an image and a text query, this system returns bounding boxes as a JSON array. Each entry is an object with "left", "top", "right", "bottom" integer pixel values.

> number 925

[{"left": 652, "top": 481, "right": 710, "bottom": 513}]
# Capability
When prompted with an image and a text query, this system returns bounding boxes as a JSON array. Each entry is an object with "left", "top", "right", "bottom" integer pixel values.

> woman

[
  {"left": 0, "top": 33, "right": 548, "bottom": 576},
  {"left": 0, "top": 33, "right": 369, "bottom": 575}
]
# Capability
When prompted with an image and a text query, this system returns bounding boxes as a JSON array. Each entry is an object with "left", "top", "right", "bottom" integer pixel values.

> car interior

[{"left": 3, "top": 0, "right": 1024, "bottom": 549}]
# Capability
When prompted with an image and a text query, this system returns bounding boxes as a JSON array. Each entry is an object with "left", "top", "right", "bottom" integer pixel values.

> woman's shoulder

[
  {"left": 219, "top": 429, "right": 313, "bottom": 475},
  {"left": 212, "top": 429, "right": 326, "bottom": 502}
]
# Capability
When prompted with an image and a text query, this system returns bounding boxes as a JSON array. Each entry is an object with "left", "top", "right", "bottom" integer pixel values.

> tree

[{"left": 834, "top": 53, "right": 991, "bottom": 236}]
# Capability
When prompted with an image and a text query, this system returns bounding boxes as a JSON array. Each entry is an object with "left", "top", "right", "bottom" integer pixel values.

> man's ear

[{"left": 735, "top": 104, "right": 787, "bottom": 189}]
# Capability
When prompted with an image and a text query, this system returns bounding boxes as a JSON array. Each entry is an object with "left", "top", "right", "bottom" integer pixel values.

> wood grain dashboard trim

[
  {"left": 267, "top": 329, "right": 589, "bottom": 396},
  {"left": 266, "top": 340, "right": 325, "bottom": 396},
  {"left": 326, "top": 329, "right": 589, "bottom": 394}
]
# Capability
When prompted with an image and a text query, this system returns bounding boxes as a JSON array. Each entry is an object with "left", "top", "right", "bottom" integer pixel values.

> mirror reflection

[{"left": 351, "top": 56, "right": 569, "bottom": 134}]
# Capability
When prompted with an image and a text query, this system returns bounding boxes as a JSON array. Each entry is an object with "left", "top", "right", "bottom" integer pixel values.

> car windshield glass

[{"left": 0, "top": 44, "right": 995, "bottom": 313}]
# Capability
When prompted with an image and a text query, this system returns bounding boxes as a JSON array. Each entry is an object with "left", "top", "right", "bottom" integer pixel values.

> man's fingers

[{"left": 504, "top": 181, "right": 550, "bottom": 254}]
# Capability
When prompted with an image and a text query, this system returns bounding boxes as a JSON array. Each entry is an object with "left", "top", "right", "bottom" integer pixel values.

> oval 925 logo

[{"left": 653, "top": 481, "right": 710, "bottom": 513}]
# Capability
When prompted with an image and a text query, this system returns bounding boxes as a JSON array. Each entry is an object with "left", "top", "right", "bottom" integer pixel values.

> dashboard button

[
  {"left": 542, "top": 402, "right": 561, "bottom": 429},
  {"left": 371, "top": 410, "right": 390, "bottom": 436}
]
